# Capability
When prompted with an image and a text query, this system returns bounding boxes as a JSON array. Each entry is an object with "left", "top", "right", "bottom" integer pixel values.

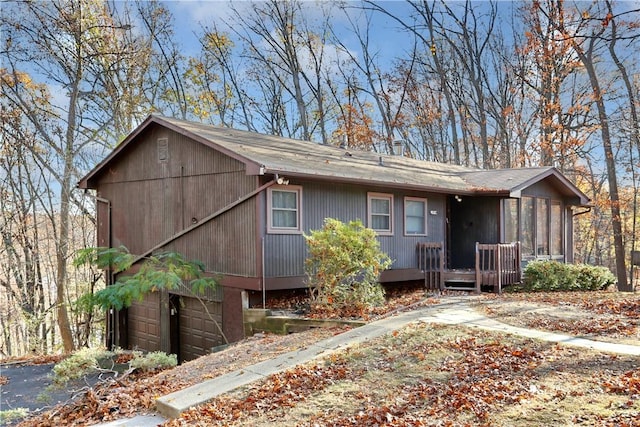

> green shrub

[
  {"left": 520, "top": 260, "right": 615, "bottom": 292},
  {"left": 51, "top": 348, "right": 113, "bottom": 387},
  {"left": 0, "top": 408, "right": 29, "bottom": 424},
  {"left": 129, "top": 351, "right": 177, "bottom": 371},
  {"left": 304, "top": 218, "right": 392, "bottom": 317},
  {"left": 576, "top": 264, "right": 616, "bottom": 291},
  {"left": 50, "top": 348, "right": 176, "bottom": 388}
]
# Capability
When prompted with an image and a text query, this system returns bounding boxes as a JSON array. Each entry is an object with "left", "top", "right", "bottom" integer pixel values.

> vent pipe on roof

[
  {"left": 393, "top": 140, "right": 405, "bottom": 156},
  {"left": 339, "top": 134, "right": 347, "bottom": 149},
  {"left": 379, "top": 156, "right": 384, "bottom": 166}
]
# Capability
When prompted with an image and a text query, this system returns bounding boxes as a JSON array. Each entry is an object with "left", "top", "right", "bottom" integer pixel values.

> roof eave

[
  {"left": 262, "top": 167, "right": 507, "bottom": 195},
  {"left": 77, "top": 115, "right": 158, "bottom": 189},
  {"left": 77, "top": 115, "right": 265, "bottom": 189},
  {"left": 510, "top": 167, "right": 590, "bottom": 206}
]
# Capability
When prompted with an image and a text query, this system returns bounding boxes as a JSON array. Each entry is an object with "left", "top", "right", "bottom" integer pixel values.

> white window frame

[
  {"left": 367, "top": 192, "right": 393, "bottom": 235},
  {"left": 267, "top": 185, "right": 302, "bottom": 234},
  {"left": 404, "top": 197, "right": 428, "bottom": 236}
]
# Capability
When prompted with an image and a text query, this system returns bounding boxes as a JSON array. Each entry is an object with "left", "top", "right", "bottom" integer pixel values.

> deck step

[{"left": 444, "top": 286, "right": 477, "bottom": 292}]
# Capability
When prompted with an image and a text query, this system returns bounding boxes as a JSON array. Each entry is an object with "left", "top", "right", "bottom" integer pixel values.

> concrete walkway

[
  {"left": 418, "top": 301, "right": 640, "bottom": 356},
  {"left": 94, "top": 297, "right": 640, "bottom": 426}
]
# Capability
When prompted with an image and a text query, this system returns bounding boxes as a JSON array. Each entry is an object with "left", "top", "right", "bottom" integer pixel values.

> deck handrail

[
  {"left": 476, "top": 242, "right": 521, "bottom": 293},
  {"left": 416, "top": 242, "right": 444, "bottom": 291},
  {"left": 417, "top": 241, "right": 521, "bottom": 293}
]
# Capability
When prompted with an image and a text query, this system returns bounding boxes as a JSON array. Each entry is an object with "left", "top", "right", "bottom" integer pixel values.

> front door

[{"left": 448, "top": 196, "right": 500, "bottom": 269}]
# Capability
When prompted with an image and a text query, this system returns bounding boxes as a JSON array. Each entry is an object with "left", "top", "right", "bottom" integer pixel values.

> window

[
  {"left": 368, "top": 193, "right": 393, "bottom": 235},
  {"left": 503, "top": 199, "right": 518, "bottom": 243},
  {"left": 267, "top": 186, "right": 302, "bottom": 233},
  {"left": 516, "top": 196, "right": 563, "bottom": 258},
  {"left": 404, "top": 197, "right": 427, "bottom": 235},
  {"left": 536, "top": 198, "right": 549, "bottom": 255},
  {"left": 550, "top": 201, "right": 563, "bottom": 255},
  {"left": 521, "top": 197, "right": 535, "bottom": 256}
]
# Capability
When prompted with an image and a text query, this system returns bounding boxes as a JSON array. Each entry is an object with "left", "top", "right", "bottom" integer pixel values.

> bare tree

[
  {"left": 189, "top": 24, "right": 256, "bottom": 130},
  {"left": 225, "top": 0, "right": 312, "bottom": 140},
  {"left": 0, "top": 111, "right": 49, "bottom": 354},
  {"left": 1, "top": 0, "right": 173, "bottom": 352},
  {"left": 136, "top": 0, "right": 190, "bottom": 121},
  {"left": 552, "top": 0, "right": 630, "bottom": 290}
]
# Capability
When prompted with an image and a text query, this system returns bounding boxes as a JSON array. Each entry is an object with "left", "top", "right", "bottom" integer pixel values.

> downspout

[
  {"left": 262, "top": 237, "right": 266, "bottom": 308},
  {"left": 94, "top": 195, "right": 114, "bottom": 348},
  {"left": 572, "top": 207, "right": 592, "bottom": 217}
]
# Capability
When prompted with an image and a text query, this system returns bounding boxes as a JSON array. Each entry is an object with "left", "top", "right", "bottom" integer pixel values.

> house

[{"left": 78, "top": 114, "right": 590, "bottom": 361}]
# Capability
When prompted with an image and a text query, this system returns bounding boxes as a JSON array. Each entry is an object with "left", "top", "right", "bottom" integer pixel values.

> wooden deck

[{"left": 416, "top": 241, "right": 522, "bottom": 293}]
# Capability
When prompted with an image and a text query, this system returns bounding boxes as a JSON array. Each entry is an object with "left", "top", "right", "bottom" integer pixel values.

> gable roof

[{"left": 78, "top": 115, "right": 590, "bottom": 205}]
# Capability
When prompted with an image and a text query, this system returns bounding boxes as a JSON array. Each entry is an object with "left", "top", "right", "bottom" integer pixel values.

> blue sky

[{"left": 161, "top": 0, "right": 430, "bottom": 64}]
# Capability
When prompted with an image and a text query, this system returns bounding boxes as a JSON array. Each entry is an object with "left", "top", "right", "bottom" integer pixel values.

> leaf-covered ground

[
  {"left": 473, "top": 291, "right": 640, "bottom": 345},
  {"left": 165, "top": 323, "right": 639, "bottom": 427},
  {"left": 13, "top": 290, "right": 640, "bottom": 427}
]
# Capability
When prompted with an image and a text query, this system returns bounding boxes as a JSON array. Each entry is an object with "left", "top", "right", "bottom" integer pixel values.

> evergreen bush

[
  {"left": 304, "top": 218, "right": 392, "bottom": 317},
  {"left": 520, "top": 260, "right": 615, "bottom": 292}
]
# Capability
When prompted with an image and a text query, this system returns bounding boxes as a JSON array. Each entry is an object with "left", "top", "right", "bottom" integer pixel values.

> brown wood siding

[
  {"left": 164, "top": 277, "right": 223, "bottom": 302},
  {"left": 167, "top": 201, "right": 257, "bottom": 277},
  {"left": 128, "top": 291, "right": 161, "bottom": 352},
  {"left": 521, "top": 180, "right": 564, "bottom": 199},
  {"left": 222, "top": 286, "right": 245, "bottom": 343},
  {"left": 96, "top": 127, "right": 258, "bottom": 277},
  {"left": 96, "top": 199, "right": 110, "bottom": 248}
]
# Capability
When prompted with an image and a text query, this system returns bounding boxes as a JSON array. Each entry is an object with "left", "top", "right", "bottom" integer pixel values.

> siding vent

[{"left": 157, "top": 138, "right": 169, "bottom": 163}]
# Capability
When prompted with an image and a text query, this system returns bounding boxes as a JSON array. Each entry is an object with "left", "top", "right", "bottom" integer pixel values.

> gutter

[{"left": 572, "top": 207, "right": 592, "bottom": 217}]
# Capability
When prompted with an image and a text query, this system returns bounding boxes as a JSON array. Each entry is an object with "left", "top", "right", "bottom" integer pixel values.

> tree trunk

[{"left": 566, "top": 31, "right": 629, "bottom": 291}]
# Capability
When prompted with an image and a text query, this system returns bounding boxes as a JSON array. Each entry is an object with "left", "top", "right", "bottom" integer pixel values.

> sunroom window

[{"left": 503, "top": 196, "right": 562, "bottom": 258}]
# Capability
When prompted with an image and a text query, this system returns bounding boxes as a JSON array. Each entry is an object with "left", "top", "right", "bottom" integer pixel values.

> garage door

[
  {"left": 177, "top": 296, "right": 223, "bottom": 362},
  {"left": 128, "top": 291, "right": 161, "bottom": 352}
]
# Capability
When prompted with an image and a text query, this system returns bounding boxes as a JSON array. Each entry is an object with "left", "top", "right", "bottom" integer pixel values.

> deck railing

[
  {"left": 417, "top": 241, "right": 522, "bottom": 293},
  {"left": 475, "top": 242, "right": 522, "bottom": 293},
  {"left": 416, "top": 242, "right": 444, "bottom": 291}
]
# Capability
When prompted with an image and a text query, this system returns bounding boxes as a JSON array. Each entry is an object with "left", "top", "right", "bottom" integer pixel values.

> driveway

[{"left": 1, "top": 361, "right": 110, "bottom": 425}]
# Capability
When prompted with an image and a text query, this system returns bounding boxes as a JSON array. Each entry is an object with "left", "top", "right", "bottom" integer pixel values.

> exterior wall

[
  {"left": 262, "top": 179, "right": 446, "bottom": 288},
  {"left": 222, "top": 287, "right": 245, "bottom": 343},
  {"left": 94, "top": 124, "right": 259, "bottom": 353},
  {"left": 521, "top": 180, "right": 565, "bottom": 199},
  {"left": 95, "top": 124, "right": 258, "bottom": 277}
]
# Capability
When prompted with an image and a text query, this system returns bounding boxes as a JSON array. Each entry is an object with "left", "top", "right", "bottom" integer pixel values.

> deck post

[
  {"left": 475, "top": 242, "right": 481, "bottom": 294},
  {"left": 496, "top": 244, "right": 502, "bottom": 294},
  {"left": 439, "top": 241, "right": 445, "bottom": 291},
  {"left": 516, "top": 241, "right": 522, "bottom": 281}
]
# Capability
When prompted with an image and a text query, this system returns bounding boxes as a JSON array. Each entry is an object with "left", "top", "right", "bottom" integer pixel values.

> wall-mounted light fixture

[
  {"left": 276, "top": 175, "right": 289, "bottom": 185},
  {"left": 454, "top": 195, "right": 462, "bottom": 202}
]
